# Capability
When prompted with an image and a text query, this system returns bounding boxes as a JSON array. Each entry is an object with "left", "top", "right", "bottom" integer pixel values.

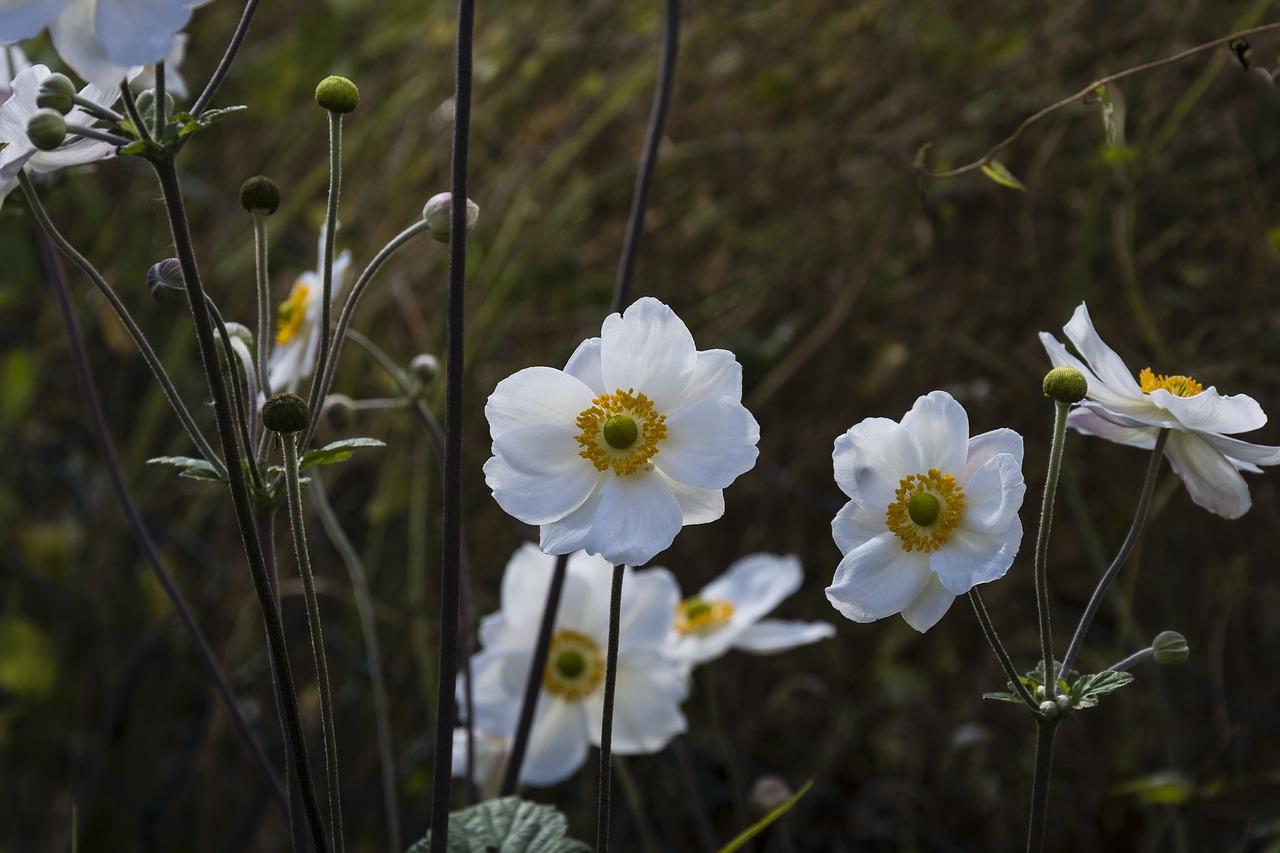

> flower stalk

[
  {"left": 1034, "top": 400, "right": 1069, "bottom": 692},
  {"left": 306, "top": 109, "right": 345, "bottom": 430}
]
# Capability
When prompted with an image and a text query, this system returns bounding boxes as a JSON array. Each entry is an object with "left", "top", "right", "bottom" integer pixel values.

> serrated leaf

[
  {"left": 718, "top": 779, "right": 813, "bottom": 853},
  {"left": 301, "top": 437, "right": 386, "bottom": 469},
  {"left": 407, "top": 797, "right": 589, "bottom": 853},
  {"left": 1070, "top": 670, "right": 1135, "bottom": 709},
  {"left": 147, "top": 456, "right": 224, "bottom": 482},
  {"left": 979, "top": 160, "right": 1026, "bottom": 192}
]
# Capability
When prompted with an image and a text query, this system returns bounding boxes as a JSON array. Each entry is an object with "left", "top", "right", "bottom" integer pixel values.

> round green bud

[
  {"left": 262, "top": 392, "right": 310, "bottom": 434},
  {"left": 1038, "top": 700, "right": 1059, "bottom": 721},
  {"left": 322, "top": 393, "right": 358, "bottom": 431},
  {"left": 27, "top": 109, "right": 67, "bottom": 151},
  {"left": 36, "top": 73, "right": 76, "bottom": 114},
  {"left": 239, "top": 175, "right": 281, "bottom": 215},
  {"left": 907, "top": 492, "right": 940, "bottom": 526},
  {"left": 147, "top": 258, "right": 188, "bottom": 306},
  {"left": 602, "top": 414, "right": 639, "bottom": 449},
  {"left": 134, "top": 89, "right": 174, "bottom": 128},
  {"left": 409, "top": 353, "right": 440, "bottom": 386},
  {"left": 314, "top": 75, "right": 359, "bottom": 114},
  {"left": 1152, "top": 630, "right": 1189, "bottom": 665},
  {"left": 422, "top": 192, "right": 479, "bottom": 243},
  {"left": 1042, "top": 366, "right": 1088, "bottom": 404}
]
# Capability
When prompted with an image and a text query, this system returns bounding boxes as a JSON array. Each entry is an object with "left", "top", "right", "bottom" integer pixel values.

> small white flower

[
  {"left": 450, "top": 727, "right": 508, "bottom": 800},
  {"left": 826, "top": 391, "right": 1026, "bottom": 632},
  {"left": 484, "top": 297, "right": 760, "bottom": 567},
  {"left": 666, "top": 553, "right": 835, "bottom": 666},
  {"left": 1, "top": 0, "right": 199, "bottom": 89},
  {"left": 465, "top": 545, "right": 688, "bottom": 787},
  {"left": 267, "top": 226, "right": 353, "bottom": 393},
  {"left": 0, "top": 63, "right": 117, "bottom": 209},
  {"left": 1041, "top": 303, "right": 1280, "bottom": 519}
]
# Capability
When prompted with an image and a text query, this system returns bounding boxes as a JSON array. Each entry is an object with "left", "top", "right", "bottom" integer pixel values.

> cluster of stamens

[
  {"left": 276, "top": 281, "right": 312, "bottom": 345},
  {"left": 674, "top": 596, "right": 735, "bottom": 636},
  {"left": 885, "top": 469, "right": 966, "bottom": 552},
  {"left": 1139, "top": 367, "right": 1204, "bottom": 398},
  {"left": 574, "top": 388, "right": 667, "bottom": 476},
  {"left": 542, "top": 629, "right": 606, "bottom": 701}
]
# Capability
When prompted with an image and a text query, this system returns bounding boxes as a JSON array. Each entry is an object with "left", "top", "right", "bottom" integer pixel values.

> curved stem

[
  {"left": 968, "top": 590, "right": 1038, "bottom": 710},
  {"left": 192, "top": 0, "right": 263, "bottom": 117},
  {"left": 18, "top": 172, "right": 224, "bottom": 478},
  {"left": 306, "top": 112, "right": 343, "bottom": 436},
  {"left": 281, "top": 435, "right": 344, "bottom": 853},
  {"left": 1060, "top": 430, "right": 1168, "bottom": 674},
  {"left": 1105, "top": 647, "right": 1153, "bottom": 673},
  {"left": 118, "top": 81, "right": 152, "bottom": 145},
  {"left": 1025, "top": 721, "right": 1058, "bottom": 853},
  {"left": 595, "top": 563, "right": 625, "bottom": 853},
  {"left": 1034, "top": 401, "right": 1069, "bottom": 691},
  {"left": 254, "top": 212, "right": 274, "bottom": 398}
]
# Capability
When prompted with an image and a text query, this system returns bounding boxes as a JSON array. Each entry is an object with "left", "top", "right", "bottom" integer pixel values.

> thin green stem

[
  {"left": 306, "top": 111, "right": 343, "bottom": 437},
  {"left": 70, "top": 95, "right": 122, "bottom": 123},
  {"left": 1026, "top": 721, "right": 1058, "bottom": 853},
  {"left": 968, "top": 590, "right": 1038, "bottom": 710},
  {"left": 64, "top": 124, "right": 130, "bottom": 146},
  {"left": 596, "top": 563, "right": 625, "bottom": 853},
  {"left": 254, "top": 212, "right": 274, "bottom": 398},
  {"left": 208, "top": 297, "right": 265, "bottom": 495},
  {"left": 152, "top": 61, "right": 167, "bottom": 137},
  {"left": 1106, "top": 647, "right": 1154, "bottom": 673},
  {"left": 118, "top": 81, "right": 152, "bottom": 145},
  {"left": 1034, "top": 401, "right": 1069, "bottom": 692},
  {"left": 281, "top": 435, "right": 345, "bottom": 853},
  {"left": 191, "top": 0, "right": 262, "bottom": 117}
]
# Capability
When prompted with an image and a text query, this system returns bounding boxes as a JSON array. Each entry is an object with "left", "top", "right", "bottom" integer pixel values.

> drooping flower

[
  {"left": 267, "top": 226, "right": 352, "bottom": 393},
  {"left": 826, "top": 391, "right": 1026, "bottom": 632},
  {"left": 1041, "top": 303, "right": 1280, "bottom": 519},
  {"left": 484, "top": 297, "right": 760, "bottom": 567},
  {"left": 464, "top": 545, "right": 688, "bottom": 787},
  {"left": 0, "top": 63, "right": 118, "bottom": 209},
  {"left": 665, "top": 553, "right": 835, "bottom": 666},
  {"left": 0, "top": 0, "right": 199, "bottom": 89}
]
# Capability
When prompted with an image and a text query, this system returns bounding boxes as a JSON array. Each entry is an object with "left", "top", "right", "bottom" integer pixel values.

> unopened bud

[
  {"left": 422, "top": 192, "right": 479, "bottom": 243},
  {"left": 147, "top": 258, "right": 188, "bottom": 306},
  {"left": 27, "top": 109, "right": 67, "bottom": 151},
  {"left": 1038, "top": 700, "right": 1059, "bottom": 721},
  {"left": 749, "top": 776, "right": 793, "bottom": 815},
  {"left": 1042, "top": 366, "right": 1088, "bottom": 404},
  {"left": 322, "top": 394, "right": 358, "bottom": 431},
  {"left": 1152, "top": 631, "right": 1189, "bottom": 665},
  {"left": 315, "top": 75, "right": 359, "bottom": 114},
  {"left": 409, "top": 353, "right": 440, "bottom": 386},
  {"left": 239, "top": 175, "right": 281, "bottom": 215},
  {"left": 36, "top": 73, "right": 76, "bottom": 114},
  {"left": 134, "top": 89, "right": 174, "bottom": 128},
  {"left": 262, "top": 392, "right": 310, "bottom": 434}
]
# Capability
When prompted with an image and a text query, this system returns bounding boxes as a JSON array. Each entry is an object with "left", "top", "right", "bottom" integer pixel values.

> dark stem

[
  {"left": 427, "top": 0, "right": 476, "bottom": 839},
  {"left": 595, "top": 563, "right": 625, "bottom": 853},
  {"left": 968, "top": 590, "right": 1038, "bottom": 710},
  {"left": 207, "top": 297, "right": 265, "bottom": 494},
  {"left": 1060, "top": 430, "right": 1168, "bottom": 674},
  {"left": 119, "top": 81, "right": 153, "bottom": 145},
  {"left": 153, "top": 61, "right": 166, "bottom": 137},
  {"left": 36, "top": 222, "right": 287, "bottom": 812},
  {"left": 192, "top": 0, "right": 263, "bottom": 116},
  {"left": 499, "top": 553, "right": 570, "bottom": 795},
  {"left": 151, "top": 155, "right": 329, "bottom": 853},
  {"left": 1025, "top": 721, "right": 1058, "bottom": 853}
]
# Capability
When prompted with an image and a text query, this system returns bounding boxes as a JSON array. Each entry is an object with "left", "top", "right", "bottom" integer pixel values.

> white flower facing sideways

[
  {"left": 267, "top": 226, "right": 353, "bottom": 393},
  {"left": 465, "top": 545, "right": 688, "bottom": 787},
  {"left": 484, "top": 297, "right": 760, "bottom": 567},
  {"left": 826, "top": 391, "right": 1027, "bottom": 632},
  {"left": 666, "top": 553, "right": 835, "bottom": 666},
  {"left": 1041, "top": 303, "right": 1280, "bottom": 519}
]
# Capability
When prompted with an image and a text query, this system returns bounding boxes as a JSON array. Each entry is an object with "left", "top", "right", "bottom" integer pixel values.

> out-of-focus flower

[
  {"left": 130, "top": 33, "right": 188, "bottom": 98},
  {"left": 665, "top": 553, "right": 834, "bottom": 666},
  {"left": 464, "top": 545, "right": 688, "bottom": 787},
  {"left": 1, "top": 43, "right": 31, "bottom": 101},
  {"left": 1041, "top": 302, "right": 1280, "bottom": 519},
  {"left": 484, "top": 297, "right": 759, "bottom": 567},
  {"left": 450, "top": 727, "right": 508, "bottom": 799},
  {"left": 826, "top": 391, "right": 1026, "bottom": 632},
  {"left": 267, "top": 226, "right": 352, "bottom": 393}
]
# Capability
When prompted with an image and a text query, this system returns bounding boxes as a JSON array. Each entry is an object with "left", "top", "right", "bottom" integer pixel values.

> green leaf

[
  {"left": 300, "top": 437, "right": 386, "bottom": 469},
  {"left": 1070, "top": 670, "right": 1135, "bottom": 709},
  {"left": 982, "top": 691, "right": 1028, "bottom": 704},
  {"left": 407, "top": 797, "right": 589, "bottom": 853},
  {"left": 718, "top": 779, "right": 814, "bottom": 853},
  {"left": 979, "top": 160, "right": 1026, "bottom": 192},
  {"left": 147, "top": 455, "right": 224, "bottom": 482}
]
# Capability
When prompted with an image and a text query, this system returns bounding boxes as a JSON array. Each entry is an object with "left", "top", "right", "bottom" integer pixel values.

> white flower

[
  {"left": 129, "top": 32, "right": 187, "bottom": 98},
  {"left": 826, "top": 391, "right": 1026, "bottom": 632},
  {"left": 450, "top": 727, "right": 508, "bottom": 800},
  {"left": 1, "top": 43, "right": 31, "bottom": 100},
  {"left": 0, "top": 0, "right": 199, "bottom": 89},
  {"left": 465, "top": 545, "right": 688, "bottom": 787},
  {"left": 267, "top": 226, "right": 353, "bottom": 393},
  {"left": 665, "top": 553, "right": 835, "bottom": 666},
  {"left": 1041, "top": 303, "right": 1280, "bottom": 519},
  {"left": 484, "top": 297, "right": 760, "bottom": 567},
  {"left": 0, "top": 63, "right": 117, "bottom": 209}
]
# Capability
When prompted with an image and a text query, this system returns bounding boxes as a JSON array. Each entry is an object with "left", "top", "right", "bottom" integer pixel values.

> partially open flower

[{"left": 267, "top": 225, "right": 352, "bottom": 393}]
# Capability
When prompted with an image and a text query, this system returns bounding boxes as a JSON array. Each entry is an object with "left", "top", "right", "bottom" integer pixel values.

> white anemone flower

[
  {"left": 0, "top": 0, "right": 199, "bottom": 89},
  {"left": 465, "top": 545, "right": 688, "bottom": 787},
  {"left": 1041, "top": 303, "right": 1280, "bottom": 519},
  {"left": 450, "top": 727, "right": 508, "bottom": 799},
  {"left": 267, "top": 227, "right": 352, "bottom": 393},
  {"left": 0, "top": 64, "right": 117, "bottom": 209},
  {"left": 666, "top": 553, "right": 835, "bottom": 666},
  {"left": 825, "top": 391, "right": 1026, "bottom": 632},
  {"left": 484, "top": 297, "right": 760, "bottom": 567}
]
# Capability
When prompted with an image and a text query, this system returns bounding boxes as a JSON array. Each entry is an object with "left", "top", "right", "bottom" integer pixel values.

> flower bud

[
  {"left": 1152, "top": 631, "right": 1189, "bottom": 665},
  {"left": 315, "top": 75, "right": 359, "bottom": 114},
  {"left": 134, "top": 89, "right": 174, "bottom": 128},
  {"left": 239, "top": 175, "right": 281, "bottom": 215},
  {"left": 27, "top": 109, "right": 67, "bottom": 151},
  {"left": 1042, "top": 366, "right": 1088, "bottom": 404},
  {"left": 262, "top": 392, "right": 310, "bottom": 434},
  {"left": 36, "top": 73, "right": 76, "bottom": 114},
  {"left": 322, "top": 394, "right": 358, "bottom": 431},
  {"left": 422, "top": 192, "right": 479, "bottom": 243},
  {"left": 409, "top": 353, "right": 440, "bottom": 386},
  {"left": 147, "top": 258, "right": 188, "bottom": 307},
  {"left": 1038, "top": 700, "right": 1059, "bottom": 721},
  {"left": 749, "top": 776, "right": 793, "bottom": 815}
]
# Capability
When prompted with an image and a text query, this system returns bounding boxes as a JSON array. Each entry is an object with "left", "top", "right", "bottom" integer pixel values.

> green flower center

[
  {"left": 907, "top": 492, "right": 941, "bottom": 527},
  {"left": 555, "top": 649, "right": 586, "bottom": 679},
  {"left": 602, "top": 414, "right": 639, "bottom": 449}
]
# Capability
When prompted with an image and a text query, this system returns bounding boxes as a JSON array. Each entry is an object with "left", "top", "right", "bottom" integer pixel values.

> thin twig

[{"left": 968, "top": 590, "right": 1038, "bottom": 710}]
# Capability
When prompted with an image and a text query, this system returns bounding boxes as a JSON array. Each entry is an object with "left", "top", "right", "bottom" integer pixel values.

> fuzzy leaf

[
  {"left": 982, "top": 690, "right": 1029, "bottom": 704},
  {"left": 979, "top": 160, "right": 1026, "bottom": 192},
  {"left": 1070, "top": 670, "right": 1135, "bottom": 709},
  {"left": 147, "top": 455, "right": 223, "bottom": 482},
  {"left": 407, "top": 797, "right": 589, "bottom": 853},
  {"left": 300, "top": 437, "right": 386, "bottom": 469}
]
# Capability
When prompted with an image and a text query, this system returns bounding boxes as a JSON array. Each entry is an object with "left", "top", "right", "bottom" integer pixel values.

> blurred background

[{"left": 4, "top": 0, "right": 1280, "bottom": 849}]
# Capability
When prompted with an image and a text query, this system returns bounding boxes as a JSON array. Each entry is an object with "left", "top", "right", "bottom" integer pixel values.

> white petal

[
  {"left": 899, "top": 575, "right": 956, "bottom": 633},
  {"left": 486, "top": 366, "right": 596, "bottom": 439},
  {"left": 831, "top": 501, "right": 883, "bottom": 555},
  {"left": 732, "top": 619, "right": 835, "bottom": 653},
  {"left": 1062, "top": 303, "right": 1144, "bottom": 398},
  {"left": 674, "top": 348, "right": 742, "bottom": 408},
  {"left": 597, "top": 653, "right": 687, "bottom": 754},
  {"left": 1198, "top": 432, "right": 1280, "bottom": 466},
  {"left": 1149, "top": 387, "right": 1267, "bottom": 435},
  {"left": 539, "top": 488, "right": 602, "bottom": 555},
  {"left": 619, "top": 566, "right": 680, "bottom": 652},
  {"left": 656, "top": 396, "right": 759, "bottom": 489},
  {"left": 0, "top": 45, "right": 31, "bottom": 100},
  {"left": 962, "top": 428, "right": 1024, "bottom": 481},
  {"left": 960, "top": 452, "right": 1025, "bottom": 534},
  {"left": 521, "top": 697, "right": 591, "bottom": 787},
  {"left": 1164, "top": 431, "right": 1252, "bottom": 519},
  {"left": 824, "top": 532, "right": 931, "bottom": 623},
  {"left": 659, "top": 472, "right": 724, "bottom": 525},
  {"left": 900, "top": 390, "right": 969, "bottom": 473},
  {"left": 1067, "top": 407, "right": 1159, "bottom": 449},
  {"left": 0, "top": 0, "right": 66, "bottom": 42},
  {"left": 485, "top": 427, "right": 600, "bottom": 525},
  {"left": 599, "top": 297, "right": 696, "bottom": 411},
  {"left": 581, "top": 472, "right": 684, "bottom": 567},
  {"left": 94, "top": 0, "right": 195, "bottom": 68},
  {"left": 832, "top": 418, "right": 924, "bottom": 511},
  {"left": 559, "top": 550, "right": 618, "bottom": 640},
  {"left": 467, "top": 648, "right": 528, "bottom": 734},
  {"left": 928, "top": 517, "right": 1023, "bottom": 596},
  {"left": 701, "top": 553, "right": 803, "bottom": 626},
  {"left": 563, "top": 336, "right": 604, "bottom": 394},
  {"left": 493, "top": 543, "right": 558, "bottom": 635},
  {"left": 51, "top": 0, "right": 129, "bottom": 89},
  {"left": 0, "top": 65, "right": 49, "bottom": 177}
]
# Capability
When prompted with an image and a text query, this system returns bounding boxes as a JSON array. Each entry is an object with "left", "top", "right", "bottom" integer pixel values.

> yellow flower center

[
  {"left": 885, "top": 469, "right": 966, "bottom": 552},
  {"left": 542, "top": 629, "right": 605, "bottom": 701},
  {"left": 1138, "top": 367, "right": 1203, "bottom": 398},
  {"left": 674, "top": 596, "right": 735, "bottom": 636},
  {"left": 575, "top": 389, "right": 667, "bottom": 476},
  {"left": 275, "top": 281, "right": 312, "bottom": 345}
]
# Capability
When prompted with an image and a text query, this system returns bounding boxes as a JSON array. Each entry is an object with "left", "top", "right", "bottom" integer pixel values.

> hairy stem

[
  {"left": 306, "top": 111, "right": 344, "bottom": 438},
  {"left": 254, "top": 212, "right": 274, "bottom": 399},
  {"left": 1034, "top": 401, "right": 1069, "bottom": 692},
  {"left": 596, "top": 563, "right": 625, "bottom": 853},
  {"left": 192, "top": 0, "right": 263, "bottom": 116},
  {"left": 1026, "top": 721, "right": 1058, "bottom": 853},
  {"left": 968, "top": 590, "right": 1038, "bottom": 710}
]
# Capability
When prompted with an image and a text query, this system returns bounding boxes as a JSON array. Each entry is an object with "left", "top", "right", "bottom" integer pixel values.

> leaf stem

[
  {"left": 968, "top": 590, "right": 1038, "bottom": 710},
  {"left": 192, "top": 0, "right": 263, "bottom": 117}
]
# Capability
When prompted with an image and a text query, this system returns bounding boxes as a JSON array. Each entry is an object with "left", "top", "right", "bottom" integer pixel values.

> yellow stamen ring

[
  {"left": 542, "top": 629, "right": 605, "bottom": 701},
  {"left": 1139, "top": 367, "right": 1203, "bottom": 398},
  {"left": 885, "top": 469, "right": 965, "bottom": 553},
  {"left": 275, "top": 281, "right": 312, "bottom": 345},
  {"left": 575, "top": 389, "right": 667, "bottom": 476},
  {"left": 674, "top": 596, "right": 735, "bottom": 636}
]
